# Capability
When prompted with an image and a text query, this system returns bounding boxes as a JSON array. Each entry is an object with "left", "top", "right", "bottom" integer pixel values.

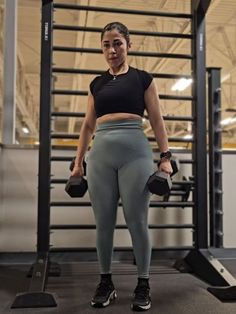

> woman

[{"left": 72, "top": 22, "right": 172, "bottom": 311}]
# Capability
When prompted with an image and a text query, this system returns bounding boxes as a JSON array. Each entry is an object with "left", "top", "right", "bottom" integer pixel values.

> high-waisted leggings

[{"left": 86, "top": 120, "right": 154, "bottom": 278}]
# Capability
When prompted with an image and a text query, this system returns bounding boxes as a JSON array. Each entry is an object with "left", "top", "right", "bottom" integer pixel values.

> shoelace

[
  {"left": 134, "top": 285, "right": 150, "bottom": 300},
  {"left": 95, "top": 281, "right": 113, "bottom": 297}
]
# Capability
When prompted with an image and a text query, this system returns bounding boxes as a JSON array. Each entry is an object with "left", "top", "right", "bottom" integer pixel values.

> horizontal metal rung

[
  {"left": 53, "top": 157, "right": 183, "bottom": 163},
  {"left": 50, "top": 223, "right": 195, "bottom": 230},
  {"left": 51, "top": 111, "right": 85, "bottom": 118},
  {"left": 53, "top": 46, "right": 193, "bottom": 59},
  {"left": 53, "top": 24, "right": 193, "bottom": 39},
  {"left": 163, "top": 116, "right": 194, "bottom": 121},
  {"left": 50, "top": 178, "right": 193, "bottom": 185},
  {"left": 51, "top": 156, "right": 74, "bottom": 162},
  {"left": 52, "top": 67, "right": 192, "bottom": 80},
  {"left": 148, "top": 136, "right": 194, "bottom": 143},
  {"left": 153, "top": 159, "right": 194, "bottom": 164},
  {"left": 53, "top": 4, "right": 193, "bottom": 19},
  {"left": 51, "top": 179, "right": 68, "bottom": 184},
  {"left": 50, "top": 201, "right": 195, "bottom": 207},
  {"left": 49, "top": 245, "right": 195, "bottom": 252},
  {"left": 173, "top": 180, "right": 194, "bottom": 185},
  {"left": 179, "top": 159, "right": 194, "bottom": 164},
  {"left": 50, "top": 179, "right": 194, "bottom": 185},
  {"left": 214, "top": 169, "right": 223, "bottom": 174},
  {"left": 52, "top": 89, "right": 88, "bottom": 96},
  {"left": 160, "top": 95, "right": 193, "bottom": 101},
  {"left": 169, "top": 191, "right": 188, "bottom": 196},
  {"left": 51, "top": 133, "right": 79, "bottom": 139},
  {"left": 171, "top": 187, "right": 194, "bottom": 192}
]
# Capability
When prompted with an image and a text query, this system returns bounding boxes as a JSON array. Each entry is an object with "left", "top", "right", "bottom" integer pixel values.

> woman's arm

[
  {"left": 145, "top": 80, "right": 172, "bottom": 174},
  {"left": 72, "top": 93, "right": 97, "bottom": 176}
]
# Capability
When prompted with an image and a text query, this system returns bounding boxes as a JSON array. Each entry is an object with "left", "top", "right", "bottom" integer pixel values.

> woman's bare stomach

[{"left": 97, "top": 113, "right": 142, "bottom": 124}]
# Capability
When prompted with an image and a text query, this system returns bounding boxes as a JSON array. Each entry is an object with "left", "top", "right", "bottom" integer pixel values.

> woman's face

[{"left": 101, "top": 29, "right": 130, "bottom": 68}]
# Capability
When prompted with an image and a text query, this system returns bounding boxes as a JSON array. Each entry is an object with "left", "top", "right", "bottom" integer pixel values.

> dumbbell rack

[
  {"left": 11, "top": 0, "right": 236, "bottom": 309},
  {"left": 207, "top": 68, "right": 223, "bottom": 247}
]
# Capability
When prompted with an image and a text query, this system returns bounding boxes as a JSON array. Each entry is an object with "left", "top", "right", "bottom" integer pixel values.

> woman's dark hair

[{"left": 101, "top": 22, "right": 130, "bottom": 44}]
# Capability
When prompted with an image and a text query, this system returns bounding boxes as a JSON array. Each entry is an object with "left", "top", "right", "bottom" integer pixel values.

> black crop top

[{"left": 89, "top": 66, "right": 153, "bottom": 118}]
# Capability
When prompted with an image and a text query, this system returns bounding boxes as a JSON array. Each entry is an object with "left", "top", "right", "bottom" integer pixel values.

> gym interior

[{"left": 1, "top": 0, "right": 236, "bottom": 313}]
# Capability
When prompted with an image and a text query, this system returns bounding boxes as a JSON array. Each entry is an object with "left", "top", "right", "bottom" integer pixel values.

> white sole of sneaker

[
  {"left": 131, "top": 302, "right": 151, "bottom": 311},
  {"left": 91, "top": 290, "right": 117, "bottom": 308}
]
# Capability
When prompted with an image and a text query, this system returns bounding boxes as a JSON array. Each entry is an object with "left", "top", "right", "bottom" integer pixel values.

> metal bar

[
  {"left": 51, "top": 156, "right": 74, "bottom": 162},
  {"left": 53, "top": 24, "right": 193, "bottom": 39},
  {"left": 51, "top": 112, "right": 85, "bottom": 117},
  {"left": 51, "top": 179, "right": 194, "bottom": 185},
  {"left": 37, "top": 0, "right": 53, "bottom": 254},
  {"left": 28, "top": 252, "right": 49, "bottom": 292},
  {"left": 191, "top": 0, "right": 208, "bottom": 249},
  {"left": 52, "top": 67, "right": 192, "bottom": 79},
  {"left": 179, "top": 159, "right": 194, "bottom": 164},
  {"left": 207, "top": 67, "right": 223, "bottom": 248},
  {"left": 51, "top": 133, "right": 79, "bottom": 139},
  {"left": 11, "top": 2, "right": 57, "bottom": 309},
  {"left": 52, "top": 89, "right": 193, "bottom": 101},
  {"left": 53, "top": 3, "right": 193, "bottom": 19},
  {"left": 153, "top": 160, "right": 194, "bottom": 165},
  {"left": 49, "top": 246, "right": 195, "bottom": 252},
  {"left": 148, "top": 136, "right": 194, "bottom": 143},
  {"left": 50, "top": 201, "right": 195, "bottom": 207},
  {"left": 162, "top": 116, "right": 194, "bottom": 121},
  {"left": 160, "top": 95, "right": 193, "bottom": 101},
  {"left": 53, "top": 46, "right": 193, "bottom": 59},
  {"left": 194, "top": 0, "right": 211, "bottom": 13},
  {"left": 51, "top": 156, "right": 194, "bottom": 164},
  {"left": 50, "top": 224, "right": 195, "bottom": 230},
  {"left": 172, "top": 181, "right": 194, "bottom": 186},
  {"left": 52, "top": 90, "right": 87, "bottom": 96}
]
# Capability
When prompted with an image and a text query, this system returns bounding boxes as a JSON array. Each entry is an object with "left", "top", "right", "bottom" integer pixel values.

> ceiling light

[
  {"left": 171, "top": 78, "right": 193, "bottom": 92},
  {"left": 22, "top": 126, "right": 30, "bottom": 134},
  {"left": 220, "top": 117, "right": 236, "bottom": 126},
  {"left": 183, "top": 134, "right": 193, "bottom": 139}
]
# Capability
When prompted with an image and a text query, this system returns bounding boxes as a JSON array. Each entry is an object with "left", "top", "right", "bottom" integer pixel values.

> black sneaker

[
  {"left": 91, "top": 280, "right": 117, "bottom": 308},
  {"left": 131, "top": 280, "right": 151, "bottom": 311}
]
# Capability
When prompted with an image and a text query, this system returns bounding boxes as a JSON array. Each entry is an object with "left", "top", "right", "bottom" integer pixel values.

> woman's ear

[{"left": 128, "top": 41, "right": 132, "bottom": 49}]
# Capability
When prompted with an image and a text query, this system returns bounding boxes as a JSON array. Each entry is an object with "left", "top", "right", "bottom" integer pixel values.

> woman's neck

[{"left": 109, "top": 63, "right": 129, "bottom": 75}]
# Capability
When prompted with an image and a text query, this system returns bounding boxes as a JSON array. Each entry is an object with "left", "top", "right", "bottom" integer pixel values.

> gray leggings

[{"left": 87, "top": 120, "right": 154, "bottom": 278}]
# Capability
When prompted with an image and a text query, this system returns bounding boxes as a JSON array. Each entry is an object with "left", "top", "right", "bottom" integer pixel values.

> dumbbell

[
  {"left": 147, "top": 158, "right": 179, "bottom": 196},
  {"left": 65, "top": 157, "right": 88, "bottom": 198},
  {"left": 65, "top": 176, "right": 88, "bottom": 197}
]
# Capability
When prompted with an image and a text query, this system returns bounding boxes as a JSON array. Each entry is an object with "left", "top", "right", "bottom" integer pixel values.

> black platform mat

[{"left": 1, "top": 260, "right": 236, "bottom": 313}]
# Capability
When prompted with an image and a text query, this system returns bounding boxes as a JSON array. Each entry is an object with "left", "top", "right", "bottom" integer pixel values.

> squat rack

[{"left": 11, "top": 0, "right": 236, "bottom": 308}]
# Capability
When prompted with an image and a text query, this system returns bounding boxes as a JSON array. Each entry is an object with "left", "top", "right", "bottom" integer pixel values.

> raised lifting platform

[{"left": 175, "top": 249, "right": 236, "bottom": 302}]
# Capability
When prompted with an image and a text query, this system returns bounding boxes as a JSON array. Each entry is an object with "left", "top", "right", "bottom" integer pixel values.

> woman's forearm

[
  {"left": 150, "top": 115, "right": 169, "bottom": 153},
  {"left": 75, "top": 122, "right": 95, "bottom": 165}
]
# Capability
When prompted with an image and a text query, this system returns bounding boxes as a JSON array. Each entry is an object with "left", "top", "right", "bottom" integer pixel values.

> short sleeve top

[{"left": 89, "top": 66, "right": 153, "bottom": 118}]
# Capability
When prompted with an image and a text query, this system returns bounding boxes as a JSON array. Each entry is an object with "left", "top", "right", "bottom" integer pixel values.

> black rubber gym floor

[{"left": 1, "top": 258, "right": 236, "bottom": 314}]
